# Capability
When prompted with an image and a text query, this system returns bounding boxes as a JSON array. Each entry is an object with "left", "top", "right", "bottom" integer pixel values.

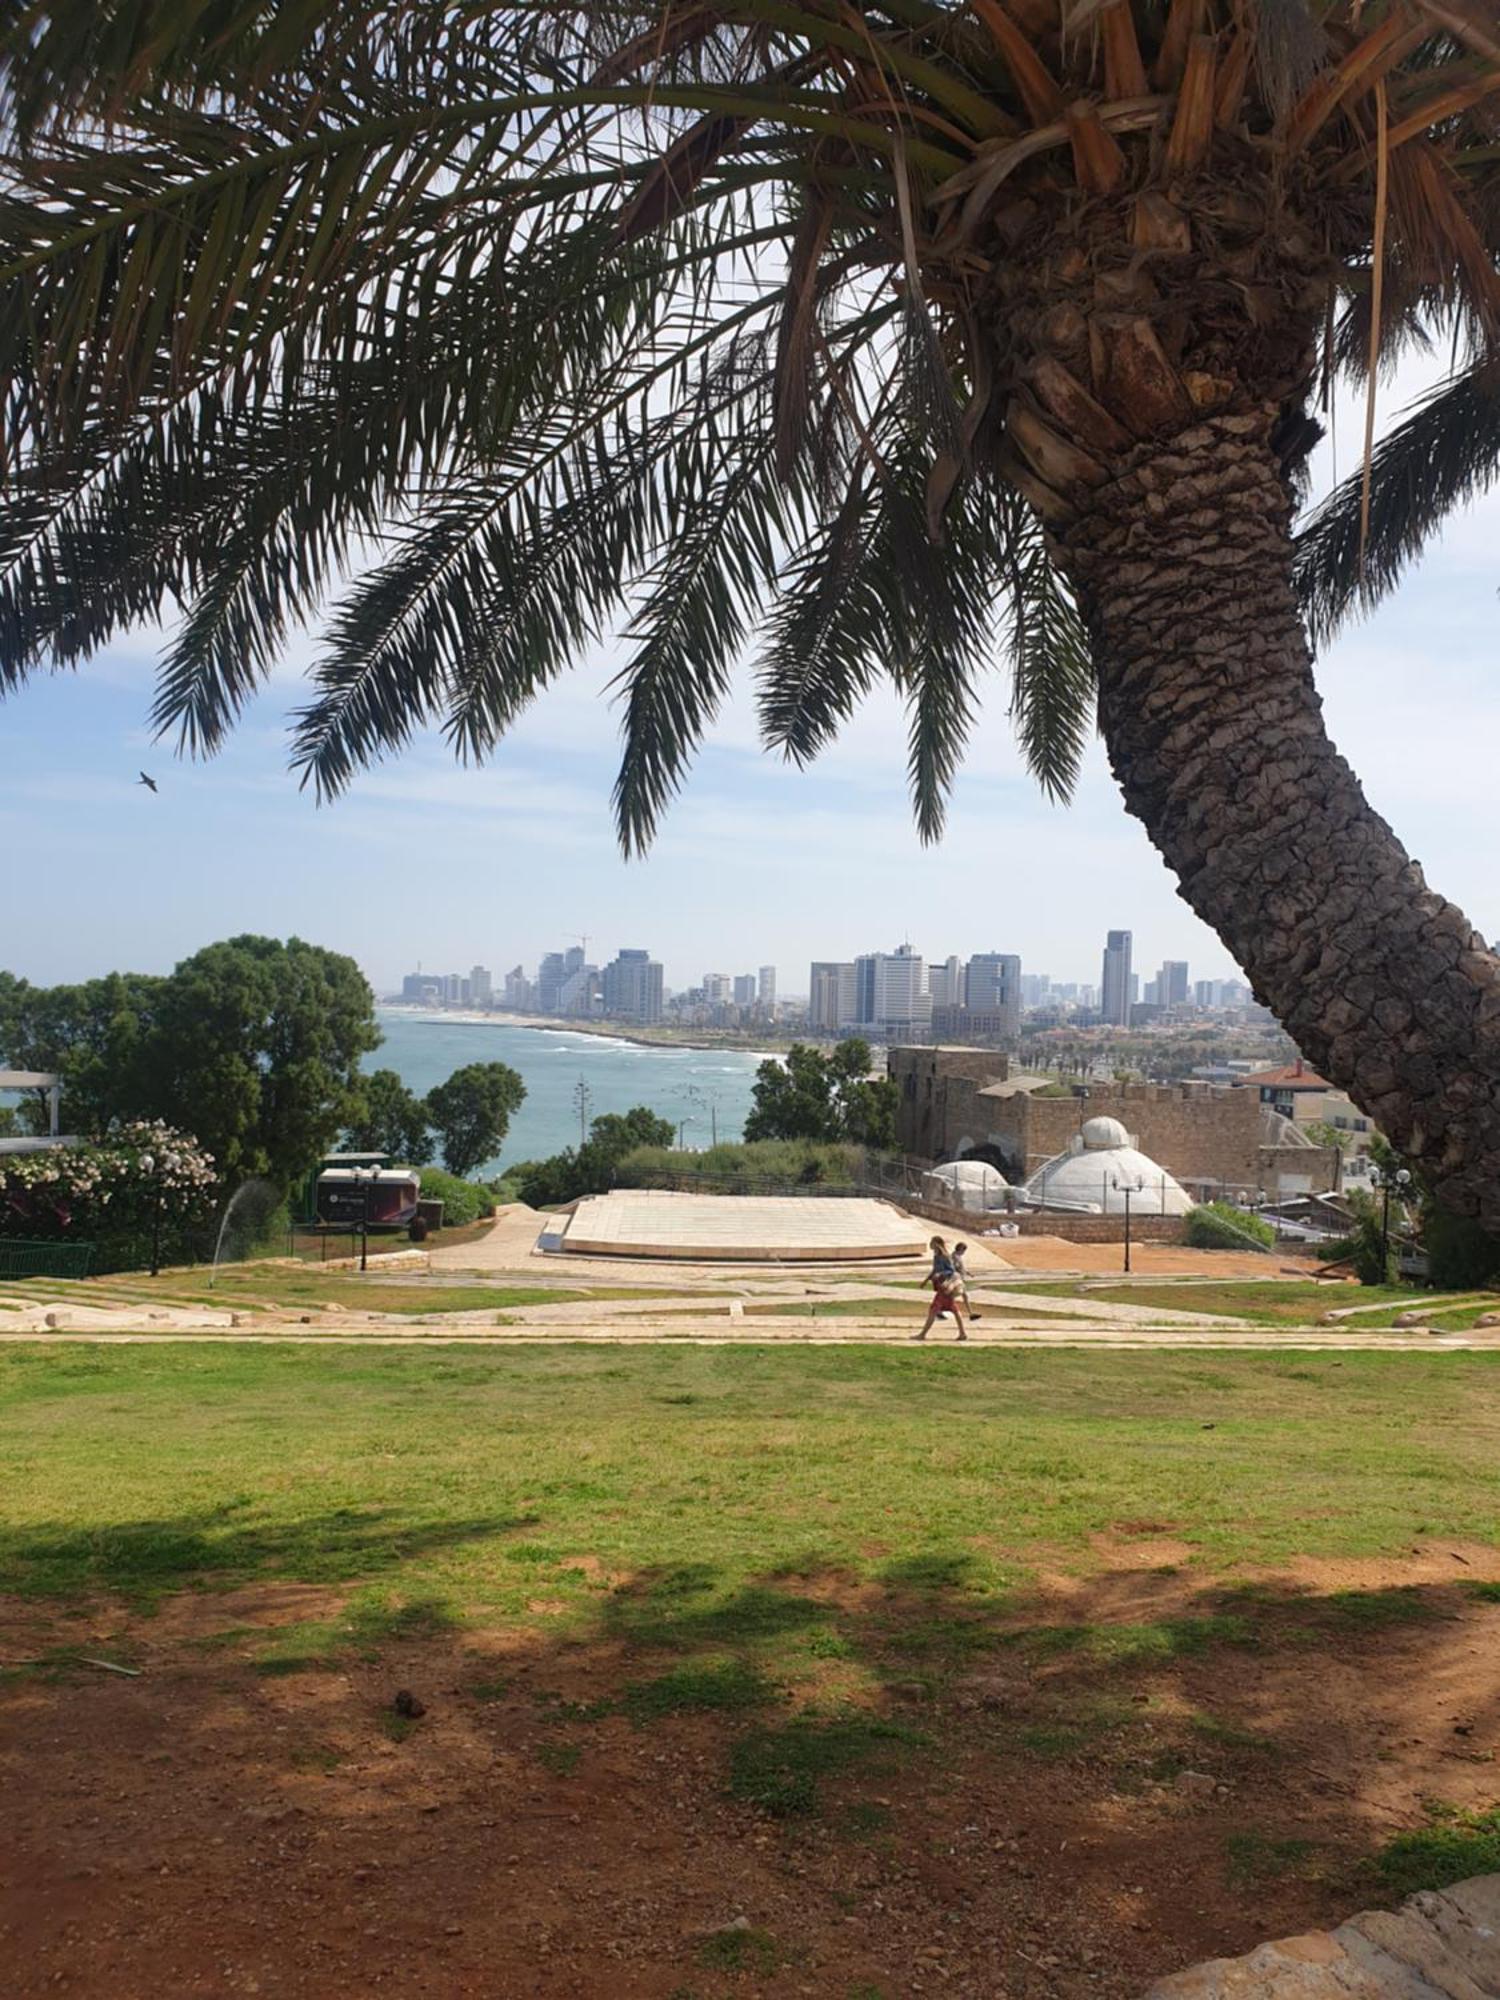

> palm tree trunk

[{"left": 1056, "top": 409, "right": 1500, "bottom": 1229}]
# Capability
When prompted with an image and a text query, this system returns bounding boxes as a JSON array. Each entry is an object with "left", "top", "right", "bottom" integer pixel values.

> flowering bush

[{"left": 0, "top": 1121, "right": 219, "bottom": 1271}]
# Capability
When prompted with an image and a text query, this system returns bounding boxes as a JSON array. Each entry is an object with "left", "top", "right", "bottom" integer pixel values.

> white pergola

[{"left": 0, "top": 1071, "right": 77, "bottom": 1154}]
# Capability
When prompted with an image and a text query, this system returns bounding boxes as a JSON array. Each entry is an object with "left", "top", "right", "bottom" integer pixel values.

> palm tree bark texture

[{"left": 1059, "top": 409, "right": 1500, "bottom": 1223}]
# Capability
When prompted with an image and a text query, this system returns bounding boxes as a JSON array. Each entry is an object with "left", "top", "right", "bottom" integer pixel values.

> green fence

[{"left": 0, "top": 1240, "right": 95, "bottom": 1280}]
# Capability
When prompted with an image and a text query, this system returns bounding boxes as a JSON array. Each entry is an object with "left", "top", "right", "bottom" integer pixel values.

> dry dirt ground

[{"left": 7, "top": 1548, "right": 1500, "bottom": 2000}]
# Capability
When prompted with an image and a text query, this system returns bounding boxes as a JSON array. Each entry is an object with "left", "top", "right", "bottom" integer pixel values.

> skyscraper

[
  {"left": 732, "top": 974, "right": 757, "bottom": 1006},
  {"left": 928, "top": 955, "right": 965, "bottom": 1009},
  {"left": 758, "top": 965, "right": 777, "bottom": 1011},
  {"left": 1159, "top": 960, "right": 1190, "bottom": 1007},
  {"left": 853, "top": 945, "right": 930, "bottom": 1033},
  {"left": 1100, "top": 930, "right": 1133, "bottom": 1026},
  {"left": 602, "top": 948, "right": 663, "bottom": 1023},
  {"left": 965, "top": 953, "right": 1022, "bottom": 1038},
  {"left": 469, "top": 965, "right": 493, "bottom": 1008},
  {"left": 808, "top": 962, "right": 857, "bottom": 1031}
]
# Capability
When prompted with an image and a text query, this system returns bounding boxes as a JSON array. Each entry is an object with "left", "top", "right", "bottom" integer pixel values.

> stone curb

[{"left": 1144, "top": 1875, "right": 1500, "bottom": 1998}]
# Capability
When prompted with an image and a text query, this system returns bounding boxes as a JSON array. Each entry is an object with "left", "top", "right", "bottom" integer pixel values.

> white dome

[
  {"left": 1023, "top": 1137, "right": 1195, "bottom": 1216},
  {"left": 923, "top": 1159, "right": 1009, "bottom": 1212},
  {"left": 1080, "top": 1115, "right": 1131, "bottom": 1149}
]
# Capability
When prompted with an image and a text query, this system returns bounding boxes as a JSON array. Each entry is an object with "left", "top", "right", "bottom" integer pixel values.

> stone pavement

[{"left": 1146, "top": 1874, "right": 1500, "bottom": 1998}]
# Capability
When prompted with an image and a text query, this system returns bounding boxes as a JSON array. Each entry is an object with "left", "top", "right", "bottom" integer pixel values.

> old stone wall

[{"left": 890, "top": 1048, "right": 1011, "bottom": 1162}]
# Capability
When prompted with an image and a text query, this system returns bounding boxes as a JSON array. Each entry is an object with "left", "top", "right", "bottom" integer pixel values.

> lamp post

[
  {"left": 147, "top": 1152, "right": 163, "bottom": 1278},
  {"left": 677, "top": 1115, "right": 696, "bottom": 1150},
  {"left": 1112, "top": 1173, "right": 1146, "bottom": 1274},
  {"left": 358, "top": 1167, "right": 372, "bottom": 1273},
  {"left": 1372, "top": 1164, "right": 1412, "bottom": 1280}
]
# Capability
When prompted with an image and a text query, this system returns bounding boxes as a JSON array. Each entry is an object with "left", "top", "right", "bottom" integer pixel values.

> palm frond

[
  {"left": 1002, "top": 520, "right": 1094, "bottom": 803},
  {"left": 1296, "top": 367, "right": 1500, "bottom": 643}
]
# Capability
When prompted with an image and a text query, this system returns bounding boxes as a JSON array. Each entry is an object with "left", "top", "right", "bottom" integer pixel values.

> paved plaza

[{"left": 554, "top": 1189, "right": 931, "bottom": 1261}]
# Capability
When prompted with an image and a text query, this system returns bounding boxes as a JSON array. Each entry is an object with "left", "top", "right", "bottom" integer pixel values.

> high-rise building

[
  {"left": 928, "top": 955, "right": 965, "bottom": 1009},
  {"left": 703, "top": 973, "right": 732, "bottom": 1003},
  {"left": 503, "top": 965, "right": 532, "bottom": 1011},
  {"left": 537, "top": 952, "right": 567, "bottom": 1015},
  {"left": 602, "top": 948, "right": 664, "bottom": 1024},
  {"left": 558, "top": 965, "right": 598, "bottom": 1015},
  {"left": 733, "top": 974, "right": 757, "bottom": 1006},
  {"left": 808, "top": 961, "right": 857, "bottom": 1030},
  {"left": 1193, "top": 978, "right": 1217, "bottom": 1009},
  {"left": 853, "top": 945, "right": 931, "bottom": 1033},
  {"left": 1100, "top": 930, "right": 1133, "bottom": 1026},
  {"left": 469, "top": 965, "right": 493, "bottom": 1009},
  {"left": 758, "top": 966, "right": 777, "bottom": 1011},
  {"left": 1159, "top": 960, "right": 1189, "bottom": 1008},
  {"left": 1020, "top": 972, "right": 1051, "bottom": 1009},
  {"left": 965, "top": 953, "right": 1022, "bottom": 1039}
]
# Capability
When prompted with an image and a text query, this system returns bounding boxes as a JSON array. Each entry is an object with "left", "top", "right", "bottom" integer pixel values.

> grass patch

[
  {"left": 1226, "top": 1830, "right": 1319, "bottom": 1887},
  {"left": 1375, "top": 1804, "right": 1500, "bottom": 1895},
  {"left": 536, "top": 1740, "right": 582, "bottom": 1776},
  {"left": 251, "top": 1593, "right": 457, "bottom": 1674},
  {"left": 1190, "top": 1712, "right": 1281, "bottom": 1753},
  {"left": 1003, "top": 1613, "right": 1252, "bottom": 1664},
  {"left": 697, "top": 1925, "right": 781, "bottom": 1976},
  {"left": 6, "top": 1344, "right": 1500, "bottom": 1637},
  {"left": 728, "top": 1714, "right": 929, "bottom": 1818},
  {"left": 623, "top": 1657, "right": 776, "bottom": 1722}
]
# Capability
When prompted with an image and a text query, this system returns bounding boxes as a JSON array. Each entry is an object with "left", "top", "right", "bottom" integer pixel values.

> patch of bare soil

[{"left": 5, "top": 1557, "right": 1500, "bottom": 1999}]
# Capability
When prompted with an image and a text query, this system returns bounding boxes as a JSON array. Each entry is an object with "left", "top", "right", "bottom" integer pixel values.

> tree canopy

[
  {"left": 346, "top": 1068, "right": 436, "bottom": 1166},
  {"left": 424, "top": 1061, "right": 527, "bottom": 1177},
  {"left": 0, "top": 937, "right": 380, "bottom": 1189},
  {"left": 744, "top": 1041, "right": 897, "bottom": 1148}
]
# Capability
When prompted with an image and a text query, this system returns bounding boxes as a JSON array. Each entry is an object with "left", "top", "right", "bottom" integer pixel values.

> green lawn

[
  {"left": 1020, "top": 1280, "right": 1491, "bottom": 1325},
  {"left": 4, "top": 1343, "right": 1499, "bottom": 1641}
]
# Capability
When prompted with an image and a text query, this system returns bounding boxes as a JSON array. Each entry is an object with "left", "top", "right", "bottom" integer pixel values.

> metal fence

[{"left": 0, "top": 1239, "right": 95, "bottom": 1279}]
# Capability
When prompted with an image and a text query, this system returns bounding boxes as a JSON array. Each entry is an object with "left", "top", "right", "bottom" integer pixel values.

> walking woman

[{"left": 914, "top": 1235, "right": 967, "bottom": 1342}]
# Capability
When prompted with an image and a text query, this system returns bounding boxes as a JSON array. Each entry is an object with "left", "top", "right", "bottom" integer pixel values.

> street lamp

[
  {"left": 144, "top": 1151, "right": 163, "bottom": 1278},
  {"left": 1370, "top": 1164, "right": 1412, "bottom": 1280},
  {"left": 677, "top": 1115, "right": 696, "bottom": 1150},
  {"left": 1111, "top": 1172, "right": 1146, "bottom": 1274}
]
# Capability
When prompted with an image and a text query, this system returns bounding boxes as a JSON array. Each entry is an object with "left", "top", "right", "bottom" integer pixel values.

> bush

[
  {"left": 0, "top": 1120, "right": 219, "bottom": 1273},
  {"left": 1184, "top": 1201, "right": 1275, "bottom": 1251},
  {"left": 412, "top": 1166, "right": 495, "bottom": 1227},
  {"left": 614, "top": 1139, "right": 864, "bottom": 1188},
  {"left": 1422, "top": 1204, "right": 1500, "bottom": 1290},
  {"left": 1315, "top": 1190, "right": 1394, "bottom": 1284}
]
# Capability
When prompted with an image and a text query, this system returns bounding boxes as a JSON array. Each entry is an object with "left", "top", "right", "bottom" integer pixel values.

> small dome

[
  {"left": 1080, "top": 1115, "right": 1131, "bottom": 1150},
  {"left": 923, "top": 1159, "right": 1009, "bottom": 1212}
]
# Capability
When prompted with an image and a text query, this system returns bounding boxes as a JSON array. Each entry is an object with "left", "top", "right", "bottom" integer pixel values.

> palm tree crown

[{"left": 2, "top": 0, "right": 1496, "bottom": 847}]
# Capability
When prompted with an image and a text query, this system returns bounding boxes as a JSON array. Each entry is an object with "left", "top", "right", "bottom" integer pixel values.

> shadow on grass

[{"left": 0, "top": 1500, "right": 539, "bottom": 1601}]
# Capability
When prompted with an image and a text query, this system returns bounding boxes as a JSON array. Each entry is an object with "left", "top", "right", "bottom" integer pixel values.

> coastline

[{"left": 376, "top": 1004, "right": 785, "bottom": 1062}]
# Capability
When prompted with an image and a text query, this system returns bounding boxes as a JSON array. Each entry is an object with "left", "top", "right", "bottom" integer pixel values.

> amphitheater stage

[{"left": 549, "top": 1190, "right": 931, "bottom": 1263}]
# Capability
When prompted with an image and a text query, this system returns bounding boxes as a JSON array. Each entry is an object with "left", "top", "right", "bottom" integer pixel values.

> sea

[{"left": 370, "top": 1010, "right": 767, "bottom": 1173}]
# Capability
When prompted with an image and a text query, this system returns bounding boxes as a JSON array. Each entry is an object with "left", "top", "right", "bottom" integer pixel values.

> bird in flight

[{"left": 137, "top": 772, "right": 158, "bottom": 793}]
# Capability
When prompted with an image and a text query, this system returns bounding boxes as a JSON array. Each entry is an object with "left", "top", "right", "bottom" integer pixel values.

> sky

[{"left": 3, "top": 366, "right": 1496, "bottom": 999}]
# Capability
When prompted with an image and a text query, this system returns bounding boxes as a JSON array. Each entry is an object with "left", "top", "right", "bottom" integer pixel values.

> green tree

[
  {"left": 346, "top": 1068, "right": 434, "bottom": 1165},
  {"left": 425, "top": 1062, "right": 526, "bottom": 1178},
  {"left": 148, "top": 936, "right": 380, "bottom": 1188},
  {"left": 510, "top": 1105, "right": 676, "bottom": 1207},
  {"left": 588, "top": 1108, "right": 676, "bottom": 1158},
  {"left": 0, "top": 970, "right": 163, "bottom": 1132},
  {"left": 0, "top": 939, "right": 379, "bottom": 1188},
  {"left": 744, "top": 1041, "right": 896, "bottom": 1148},
  {"left": 5, "top": 7, "right": 1500, "bottom": 1218}
]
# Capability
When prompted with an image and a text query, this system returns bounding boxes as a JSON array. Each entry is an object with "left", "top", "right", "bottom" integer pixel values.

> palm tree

[{"left": 1, "top": 1, "right": 1498, "bottom": 1216}]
